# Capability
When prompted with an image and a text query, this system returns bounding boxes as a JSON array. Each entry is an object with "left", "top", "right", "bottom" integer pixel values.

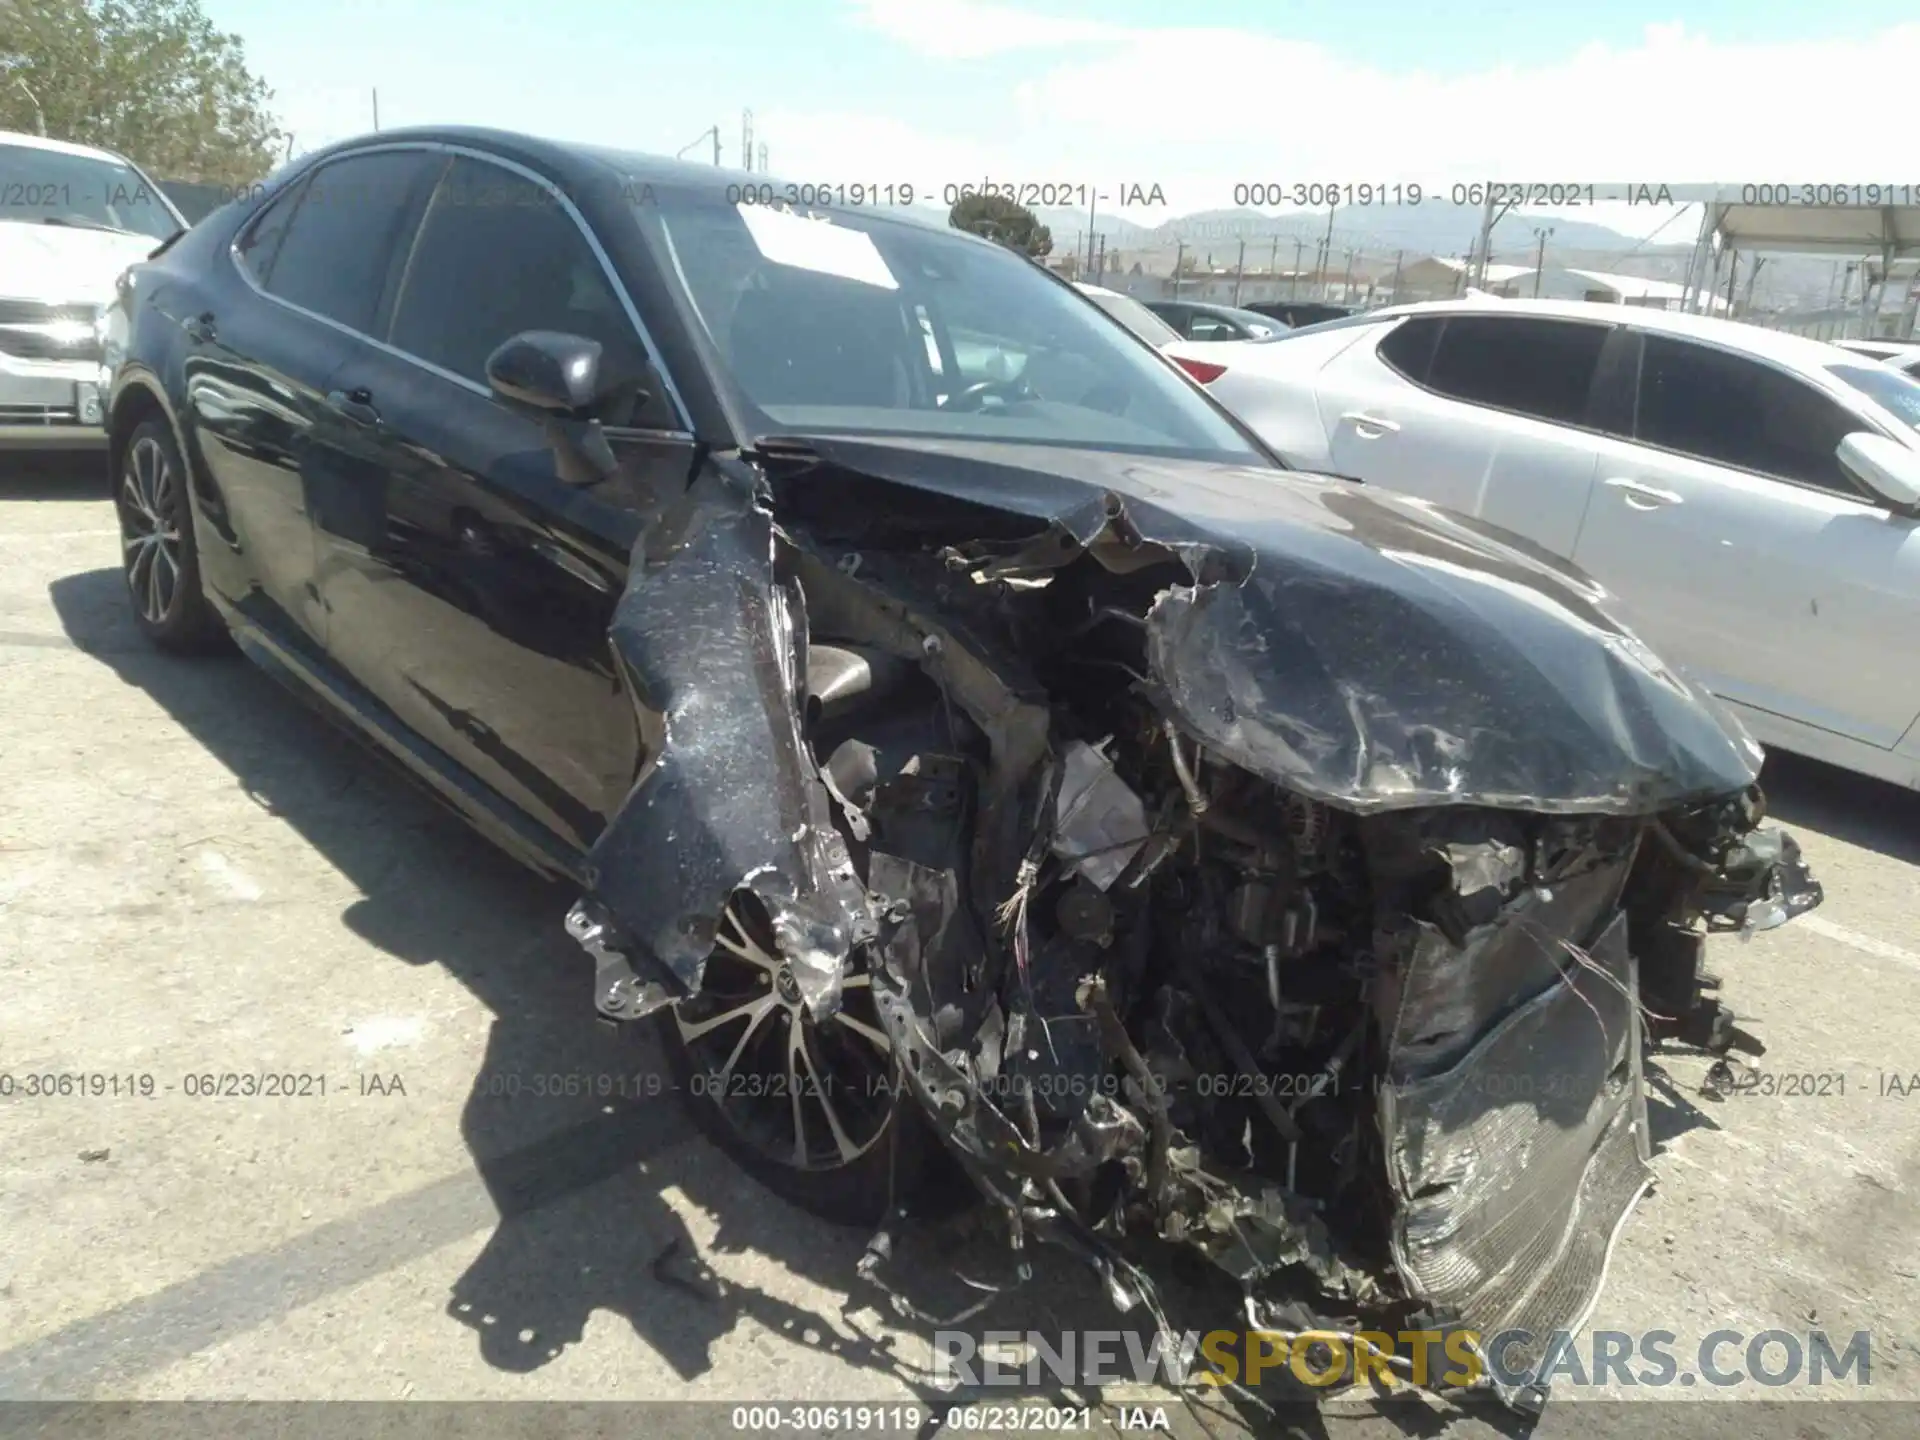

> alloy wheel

[
  {"left": 121, "top": 435, "right": 182, "bottom": 625},
  {"left": 673, "top": 893, "right": 898, "bottom": 1171}
]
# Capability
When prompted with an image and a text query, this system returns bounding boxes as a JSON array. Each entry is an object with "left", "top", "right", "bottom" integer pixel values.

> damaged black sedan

[{"left": 104, "top": 127, "right": 1822, "bottom": 1412}]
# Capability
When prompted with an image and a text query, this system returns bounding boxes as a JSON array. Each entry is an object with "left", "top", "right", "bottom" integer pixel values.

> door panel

[
  {"left": 1439, "top": 406, "right": 1600, "bottom": 557},
  {"left": 191, "top": 146, "right": 443, "bottom": 654},
  {"left": 1572, "top": 434, "right": 1920, "bottom": 748},
  {"left": 1315, "top": 314, "right": 1612, "bottom": 556},
  {"left": 311, "top": 348, "right": 691, "bottom": 850},
  {"left": 182, "top": 294, "right": 356, "bottom": 653},
  {"left": 1313, "top": 328, "right": 1502, "bottom": 514}
]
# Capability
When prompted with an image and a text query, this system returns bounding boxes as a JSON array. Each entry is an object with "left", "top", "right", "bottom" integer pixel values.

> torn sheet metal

[
  {"left": 1050, "top": 741, "right": 1151, "bottom": 890},
  {"left": 559, "top": 428, "right": 1831, "bottom": 1422},
  {"left": 1703, "top": 826, "right": 1825, "bottom": 936},
  {"left": 1379, "top": 901, "right": 1652, "bottom": 1408},
  {"left": 770, "top": 433, "right": 1763, "bottom": 817},
  {"left": 582, "top": 455, "right": 870, "bottom": 1013}
]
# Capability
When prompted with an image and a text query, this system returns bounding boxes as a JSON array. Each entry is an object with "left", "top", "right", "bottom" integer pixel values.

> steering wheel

[{"left": 942, "top": 376, "right": 1032, "bottom": 412}]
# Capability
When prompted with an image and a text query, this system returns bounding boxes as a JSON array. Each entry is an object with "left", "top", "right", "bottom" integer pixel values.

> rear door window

[
  {"left": 1636, "top": 336, "right": 1864, "bottom": 494},
  {"left": 259, "top": 150, "right": 440, "bottom": 334},
  {"left": 1422, "top": 315, "right": 1611, "bottom": 426},
  {"left": 1376, "top": 316, "right": 1443, "bottom": 382},
  {"left": 232, "top": 177, "right": 307, "bottom": 282}
]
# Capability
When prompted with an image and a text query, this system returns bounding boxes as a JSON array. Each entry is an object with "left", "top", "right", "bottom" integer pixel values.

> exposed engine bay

[{"left": 564, "top": 437, "right": 1824, "bottom": 1414}]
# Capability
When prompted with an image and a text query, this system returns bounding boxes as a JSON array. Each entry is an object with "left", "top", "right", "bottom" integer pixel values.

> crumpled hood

[
  {"left": 770, "top": 434, "right": 1764, "bottom": 814},
  {"left": 0, "top": 221, "right": 154, "bottom": 305}
]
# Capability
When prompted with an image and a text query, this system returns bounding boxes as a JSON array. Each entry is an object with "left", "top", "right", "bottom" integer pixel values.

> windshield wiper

[{"left": 39, "top": 215, "right": 139, "bottom": 236}]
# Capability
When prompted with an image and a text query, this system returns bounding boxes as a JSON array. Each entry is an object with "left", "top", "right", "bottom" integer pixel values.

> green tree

[
  {"left": 948, "top": 191, "right": 1053, "bottom": 258},
  {"left": 1, "top": 0, "right": 282, "bottom": 184}
]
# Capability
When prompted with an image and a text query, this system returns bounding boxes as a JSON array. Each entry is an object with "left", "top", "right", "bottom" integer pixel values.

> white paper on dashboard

[{"left": 737, "top": 203, "right": 899, "bottom": 290}]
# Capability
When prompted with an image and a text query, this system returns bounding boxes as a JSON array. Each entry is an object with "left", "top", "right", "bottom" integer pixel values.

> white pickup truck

[{"left": 0, "top": 130, "right": 183, "bottom": 451}]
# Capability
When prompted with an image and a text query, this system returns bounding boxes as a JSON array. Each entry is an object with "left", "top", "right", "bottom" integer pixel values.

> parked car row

[
  {"left": 1164, "top": 298, "right": 1920, "bottom": 792},
  {"left": 95, "top": 125, "right": 1819, "bottom": 1415},
  {"left": 1145, "top": 298, "right": 1291, "bottom": 342}
]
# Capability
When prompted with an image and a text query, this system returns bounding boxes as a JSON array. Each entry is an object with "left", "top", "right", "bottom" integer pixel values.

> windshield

[
  {"left": 1079, "top": 288, "right": 1183, "bottom": 347},
  {"left": 1830, "top": 363, "right": 1920, "bottom": 433},
  {"left": 645, "top": 190, "right": 1262, "bottom": 463},
  {"left": 0, "top": 143, "right": 179, "bottom": 241},
  {"left": 1177, "top": 305, "right": 1291, "bottom": 343}
]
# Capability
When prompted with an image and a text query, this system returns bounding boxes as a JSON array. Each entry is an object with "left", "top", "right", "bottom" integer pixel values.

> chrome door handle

[
  {"left": 1341, "top": 410, "right": 1401, "bottom": 435},
  {"left": 1604, "top": 476, "right": 1683, "bottom": 508}
]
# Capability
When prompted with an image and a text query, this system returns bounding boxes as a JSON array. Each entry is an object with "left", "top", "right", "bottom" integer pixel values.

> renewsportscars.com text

[{"left": 932, "top": 1327, "right": 1873, "bottom": 1391}]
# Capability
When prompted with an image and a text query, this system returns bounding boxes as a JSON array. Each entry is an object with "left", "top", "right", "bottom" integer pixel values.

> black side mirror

[
  {"left": 486, "top": 330, "right": 647, "bottom": 486},
  {"left": 486, "top": 330, "right": 618, "bottom": 418}
]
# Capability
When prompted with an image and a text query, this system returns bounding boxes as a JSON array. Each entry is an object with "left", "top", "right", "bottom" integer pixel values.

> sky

[{"left": 205, "top": 0, "right": 1920, "bottom": 246}]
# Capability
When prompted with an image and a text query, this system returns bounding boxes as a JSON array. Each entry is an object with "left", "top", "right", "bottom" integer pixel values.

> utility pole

[
  {"left": 1741, "top": 256, "right": 1766, "bottom": 317},
  {"left": 1724, "top": 250, "right": 1740, "bottom": 314},
  {"left": 1172, "top": 240, "right": 1184, "bottom": 299},
  {"left": 1095, "top": 233, "right": 1106, "bottom": 282},
  {"left": 1341, "top": 247, "right": 1355, "bottom": 301},
  {"left": 1531, "top": 226, "right": 1554, "bottom": 297},
  {"left": 1390, "top": 249, "right": 1404, "bottom": 304},
  {"left": 1319, "top": 206, "right": 1337, "bottom": 301},
  {"left": 371, "top": 89, "right": 380, "bottom": 132},
  {"left": 1233, "top": 238, "right": 1246, "bottom": 305},
  {"left": 1086, "top": 191, "right": 1099, "bottom": 275},
  {"left": 742, "top": 110, "right": 754, "bottom": 172},
  {"left": 758, "top": 142, "right": 768, "bottom": 172},
  {"left": 676, "top": 126, "right": 722, "bottom": 165}
]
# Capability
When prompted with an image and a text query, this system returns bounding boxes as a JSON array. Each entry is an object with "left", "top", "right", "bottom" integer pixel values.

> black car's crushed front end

[{"left": 565, "top": 438, "right": 1822, "bottom": 1412}]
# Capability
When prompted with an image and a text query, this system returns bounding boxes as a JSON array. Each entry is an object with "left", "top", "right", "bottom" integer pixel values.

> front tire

[
  {"left": 654, "top": 892, "right": 935, "bottom": 1227},
  {"left": 115, "top": 417, "right": 226, "bottom": 653}
]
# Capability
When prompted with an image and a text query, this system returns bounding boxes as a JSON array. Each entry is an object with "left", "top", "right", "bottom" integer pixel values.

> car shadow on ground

[
  {"left": 46, "top": 564, "right": 1484, "bottom": 1439},
  {"left": 0, "top": 451, "right": 111, "bottom": 501},
  {"left": 1757, "top": 750, "right": 1920, "bottom": 867}
]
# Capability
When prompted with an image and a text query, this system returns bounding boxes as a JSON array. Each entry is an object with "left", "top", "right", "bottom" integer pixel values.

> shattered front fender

[{"left": 580, "top": 454, "right": 869, "bottom": 1016}]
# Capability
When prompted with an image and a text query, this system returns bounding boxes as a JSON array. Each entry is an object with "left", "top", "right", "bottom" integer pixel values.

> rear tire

[
  {"left": 115, "top": 417, "right": 227, "bottom": 653},
  {"left": 654, "top": 892, "right": 937, "bottom": 1227}
]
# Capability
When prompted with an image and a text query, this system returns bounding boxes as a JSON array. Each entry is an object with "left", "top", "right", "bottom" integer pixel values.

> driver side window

[{"left": 386, "top": 155, "right": 667, "bottom": 426}]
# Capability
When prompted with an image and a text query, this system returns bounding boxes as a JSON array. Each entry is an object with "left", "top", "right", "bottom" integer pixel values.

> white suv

[
  {"left": 1170, "top": 298, "right": 1920, "bottom": 791},
  {"left": 0, "top": 130, "right": 184, "bottom": 451}
]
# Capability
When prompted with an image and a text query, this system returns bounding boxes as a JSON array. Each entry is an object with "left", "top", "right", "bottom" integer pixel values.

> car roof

[
  {"left": 1361, "top": 296, "right": 1875, "bottom": 375},
  {"left": 1155, "top": 299, "right": 1272, "bottom": 318},
  {"left": 295, "top": 125, "right": 963, "bottom": 239},
  {"left": 0, "top": 128, "right": 141, "bottom": 165}
]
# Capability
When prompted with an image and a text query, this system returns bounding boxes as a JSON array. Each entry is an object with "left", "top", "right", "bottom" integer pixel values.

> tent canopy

[{"left": 1706, "top": 201, "right": 1920, "bottom": 259}]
